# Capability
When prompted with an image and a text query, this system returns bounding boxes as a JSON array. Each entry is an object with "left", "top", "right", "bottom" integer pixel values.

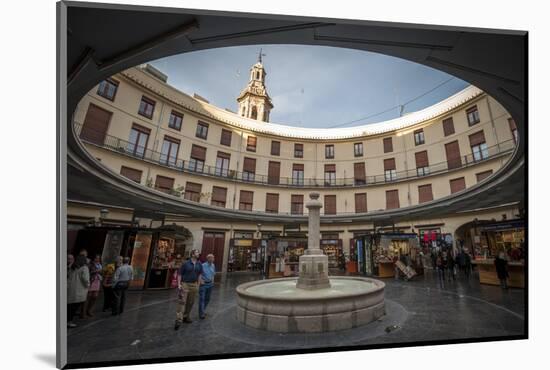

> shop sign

[
  {"left": 234, "top": 239, "right": 253, "bottom": 247},
  {"left": 481, "top": 220, "right": 525, "bottom": 231}
]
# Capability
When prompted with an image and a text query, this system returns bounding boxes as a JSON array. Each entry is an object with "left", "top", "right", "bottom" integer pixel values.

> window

[
  {"left": 97, "top": 78, "right": 118, "bottom": 101},
  {"left": 354, "top": 162, "right": 366, "bottom": 185},
  {"left": 168, "top": 110, "right": 183, "bottom": 130},
  {"left": 220, "top": 129, "right": 232, "bottom": 146},
  {"left": 294, "top": 143, "right": 303, "bottom": 158},
  {"left": 120, "top": 166, "right": 142, "bottom": 183},
  {"left": 324, "top": 195, "right": 336, "bottom": 215},
  {"left": 384, "top": 158, "right": 396, "bottom": 182},
  {"left": 450, "top": 177, "right": 466, "bottom": 194},
  {"left": 355, "top": 193, "right": 367, "bottom": 213},
  {"left": 466, "top": 105, "right": 480, "bottom": 126},
  {"left": 184, "top": 182, "right": 202, "bottom": 202},
  {"left": 195, "top": 121, "right": 209, "bottom": 139},
  {"left": 215, "top": 152, "right": 230, "bottom": 177},
  {"left": 415, "top": 151, "right": 430, "bottom": 176},
  {"left": 268, "top": 161, "right": 280, "bottom": 185},
  {"left": 385, "top": 190, "right": 400, "bottom": 210},
  {"left": 239, "top": 190, "right": 253, "bottom": 211},
  {"left": 469, "top": 130, "right": 488, "bottom": 161},
  {"left": 271, "top": 141, "right": 281, "bottom": 156},
  {"left": 80, "top": 103, "right": 112, "bottom": 145},
  {"left": 160, "top": 136, "right": 180, "bottom": 166},
  {"left": 325, "top": 144, "right": 334, "bottom": 159},
  {"left": 211, "top": 186, "right": 227, "bottom": 208},
  {"left": 414, "top": 129, "right": 425, "bottom": 145},
  {"left": 508, "top": 118, "right": 518, "bottom": 144},
  {"left": 383, "top": 137, "right": 393, "bottom": 153},
  {"left": 242, "top": 157, "right": 256, "bottom": 182},
  {"left": 442, "top": 117, "right": 455, "bottom": 136},
  {"left": 476, "top": 170, "right": 493, "bottom": 182},
  {"left": 246, "top": 136, "right": 257, "bottom": 152},
  {"left": 127, "top": 124, "right": 150, "bottom": 158},
  {"left": 418, "top": 184, "right": 433, "bottom": 203},
  {"left": 138, "top": 96, "right": 155, "bottom": 119},
  {"left": 445, "top": 140, "right": 462, "bottom": 170},
  {"left": 291, "top": 195, "right": 304, "bottom": 215},
  {"left": 189, "top": 144, "right": 206, "bottom": 172},
  {"left": 292, "top": 164, "right": 304, "bottom": 186},
  {"left": 266, "top": 193, "right": 279, "bottom": 213},
  {"left": 324, "top": 164, "right": 336, "bottom": 186},
  {"left": 354, "top": 142, "right": 364, "bottom": 157},
  {"left": 154, "top": 175, "right": 174, "bottom": 194}
]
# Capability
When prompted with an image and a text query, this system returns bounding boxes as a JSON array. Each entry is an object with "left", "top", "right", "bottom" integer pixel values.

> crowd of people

[{"left": 66, "top": 248, "right": 218, "bottom": 330}]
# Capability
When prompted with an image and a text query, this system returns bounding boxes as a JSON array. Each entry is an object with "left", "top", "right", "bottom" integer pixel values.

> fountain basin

[{"left": 236, "top": 276, "right": 385, "bottom": 333}]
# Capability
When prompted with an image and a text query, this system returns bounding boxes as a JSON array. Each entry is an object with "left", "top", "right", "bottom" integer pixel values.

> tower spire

[{"left": 258, "top": 48, "right": 265, "bottom": 64}]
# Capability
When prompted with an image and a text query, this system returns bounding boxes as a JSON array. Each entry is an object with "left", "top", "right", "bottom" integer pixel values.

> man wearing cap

[{"left": 174, "top": 249, "right": 203, "bottom": 330}]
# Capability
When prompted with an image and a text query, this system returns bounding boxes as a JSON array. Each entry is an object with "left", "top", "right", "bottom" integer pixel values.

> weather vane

[{"left": 258, "top": 48, "right": 266, "bottom": 63}]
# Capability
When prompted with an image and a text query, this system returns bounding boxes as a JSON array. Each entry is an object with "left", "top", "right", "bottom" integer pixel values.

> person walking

[
  {"left": 82, "top": 254, "right": 102, "bottom": 318},
  {"left": 447, "top": 250, "right": 456, "bottom": 281},
  {"left": 198, "top": 254, "right": 216, "bottom": 320},
  {"left": 174, "top": 249, "right": 203, "bottom": 330},
  {"left": 111, "top": 257, "right": 133, "bottom": 316},
  {"left": 436, "top": 252, "right": 446, "bottom": 284},
  {"left": 494, "top": 251, "right": 509, "bottom": 289},
  {"left": 463, "top": 249, "right": 472, "bottom": 280},
  {"left": 101, "top": 262, "right": 116, "bottom": 312},
  {"left": 67, "top": 255, "right": 90, "bottom": 328}
]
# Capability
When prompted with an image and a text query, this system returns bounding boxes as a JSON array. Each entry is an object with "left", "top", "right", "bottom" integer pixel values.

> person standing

[
  {"left": 83, "top": 254, "right": 103, "bottom": 318},
  {"left": 436, "top": 252, "right": 446, "bottom": 284},
  {"left": 67, "top": 255, "right": 90, "bottom": 328},
  {"left": 101, "top": 262, "right": 115, "bottom": 312},
  {"left": 463, "top": 249, "right": 472, "bottom": 280},
  {"left": 111, "top": 257, "right": 133, "bottom": 316},
  {"left": 494, "top": 252, "right": 509, "bottom": 289},
  {"left": 447, "top": 250, "right": 456, "bottom": 281},
  {"left": 174, "top": 249, "right": 203, "bottom": 330},
  {"left": 198, "top": 254, "right": 216, "bottom": 320}
]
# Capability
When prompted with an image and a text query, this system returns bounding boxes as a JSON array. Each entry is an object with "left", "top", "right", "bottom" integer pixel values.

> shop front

[
  {"left": 353, "top": 233, "right": 375, "bottom": 276},
  {"left": 228, "top": 237, "right": 265, "bottom": 272},
  {"left": 372, "top": 233, "right": 422, "bottom": 278},
  {"left": 266, "top": 237, "right": 306, "bottom": 278},
  {"left": 471, "top": 219, "right": 525, "bottom": 288},
  {"left": 320, "top": 234, "right": 344, "bottom": 271}
]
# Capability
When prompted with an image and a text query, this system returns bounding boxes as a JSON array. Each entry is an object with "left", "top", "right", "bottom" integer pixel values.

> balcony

[{"left": 74, "top": 122, "right": 516, "bottom": 189}]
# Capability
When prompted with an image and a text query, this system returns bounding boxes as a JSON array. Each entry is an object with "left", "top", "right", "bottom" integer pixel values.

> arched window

[
  {"left": 251, "top": 106, "right": 258, "bottom": 120},
  {"left": 256, "top": 71, "right": 260, "bottom": 80}
]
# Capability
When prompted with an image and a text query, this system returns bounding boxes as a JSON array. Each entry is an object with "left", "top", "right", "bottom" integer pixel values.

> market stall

[{"left": 372, "top": 233, "right": 421, "bottom": 278}]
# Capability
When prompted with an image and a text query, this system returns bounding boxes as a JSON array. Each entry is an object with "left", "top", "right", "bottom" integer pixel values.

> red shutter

[
  {"left": 217, "top": 151, "right": 231, "bottom": 160},
  {"left": 450, "top": 177, "right": 466, "bottom": 194},
  {"left": 355, "top": 193, "right": 367, "bottom": 213},
  {"left": 271, "top": 141, "right": 281, "bottom": 155},
  {"left": 291, "top": 194, "right": 304, "bottom": 215},
  {"left": 266, "top": 193, "right": 279, "bottom": 213},
  {"left": 324, "top": 195, "right": 336, "bottom": 215},
  {"left": 415, "top": 151, "right": 429, "bottom": 168},
  {"left": 383, "top": 158, "right": 396, "bottom": 171},
  {"left": 418, "top": 184, "right": 433, "bottom": 203},
  {"left": 154, "top": 175, "right": 174, "bottom": 193},
  {"left": 469, "top": 130, "right": 486, "bottom": 146},
  {"left": 476, "top": 170, "right": 493, "bottom": 182},
  {"left": 445, "top": 141, "right": 461, "bottom": 169},
  {"left": 191, "top": 144, "right": 207, "bottom": 160},
  {"left": 80, "top": 103, "right": 112, "bottom": 145},
  {"left": 268, "top": 161, "right": 280, "bottom": 185},
  {"left": 243, "top": 157, "right": 256, "bottom": 173},
  {"left": 354, "top": 162, "right": 366, "bottom": 181},
  {"left": 443, "top": 117, "right": 455, "bottom": 136},
  {"left": 386, "top": 190, "right": 400, "bottom": 209},
  {"left": 292, "top": 163, "right": 304, "bottom": 171},
  {"left": 211, "top": 186, "right": 227, "bottom": 204},
  {"left": 324, "top": 164, "right": 336, "bottom": 172},
  {"left": 239, "top": 190, "right": 253, "bottom": 204},
  {"left": 120, "top": 166, "right": 142, "bottom": 183},
  {"left": 383, "top": 137, "right": 393, "bottom": 153},
  {"left": 220, "top": 129, "right": 232, "bottom": 146}
]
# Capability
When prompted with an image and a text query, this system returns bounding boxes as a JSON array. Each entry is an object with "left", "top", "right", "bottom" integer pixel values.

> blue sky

[{"left": 150, "top": 44, "right": 469, "bottom": 129}]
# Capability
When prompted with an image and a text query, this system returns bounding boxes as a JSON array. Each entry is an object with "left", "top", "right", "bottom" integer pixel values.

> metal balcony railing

[{"left": 74, "top": 122, "right": 516, "bottom": 189}]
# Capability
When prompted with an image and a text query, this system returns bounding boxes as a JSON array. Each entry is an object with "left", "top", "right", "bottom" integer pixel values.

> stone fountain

[{"left": 236, "top": 193, "right": 385, "bottom": 333}]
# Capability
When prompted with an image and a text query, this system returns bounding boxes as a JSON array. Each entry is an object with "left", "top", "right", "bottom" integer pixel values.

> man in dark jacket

[{"left": 494, "top": 252, "right": 509, "bottom": 289}]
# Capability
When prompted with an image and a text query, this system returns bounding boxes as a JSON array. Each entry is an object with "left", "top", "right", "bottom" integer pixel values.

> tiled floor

[{"left": 66, "top": 270, "right": 525, "bottom": 366}]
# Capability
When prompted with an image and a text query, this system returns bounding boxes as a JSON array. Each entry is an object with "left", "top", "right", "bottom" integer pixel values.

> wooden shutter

[
  {"left": 120, "top": 166, "right": 142, "bottom": 183},
  {"left": 508, "top": 118, "right": 517, "bottom": 130},
  {"left": 155, "top": 175, "right": 174, "bottom": 192},
  {"left": 386, "top": 190, "right": 400, "bottom": 210},
  {"left": 445, "top": 140, "right": 461, "bottom": 169},
  {"left": 291, "top": 194, "right": 304, "bottom": 214},
  {"left": 415, "top": 151, "right": 429, "bottom": 168},
  {"left": 247, "top": 136, "right": 257, "bottom": 151},
  {"left": 355, "top": 193, "right": 367, "bottom": 213},
  {"left": 217, "top": 151, "right": 230, "bottom": 160},
  {"left": 164, "top": 135, "right": 180, "bottom": 144},
  {"left": 292, "top": 163, "right": 304, "bottom": 171},
  {"left": 450, "top": 177, "right": 466, "bottom": 194},
  {"left": 271, "top": 141, "right": 280, "bottom": 155},
  {"left": 266, "top": 193, "right": 279, "bottom": 213},
  {"left": 383, "top": 137, "right": 393, "bottom": 153},
  {"left": 469, "top": 130, "right": 486, "bottom": 146},
  {"left": 418, "top": 184, "right": 433, "bottom": 203},
  {"left": 268, "top": 161, "right": 280, "bottom": 184},
  {"left": 191, "top": 144, "right": 206, "bottom": 160},
  {"left": 243, "top": 157, "right": 256, "bottom": 173},
  {"left": 324, "top": 164, "right": 336, "bottom": 172},
  {"left": 476, "top": 170, "right": 493, "bottom": 182},
  {"left": 294, "top": 143, "right": 303, "bottom": 157},
  {"left": 442, "top": 117, "right": 455, "bottom": 136},
  {"left": 354, "top": 162, "right": 366, "bottom": 181},
  {"left": 185, "top": 182, "right": 202, "bottom": 193},
  {"left": 220, "top": 129, "right": 232, "bottom": 146},
  {"left": 80, "top": 103, "right": 112, "bottom": 145},
  {"left": 324, "top": 195, "right": 336, "bottom": 215},
  {"left": 383, "top": 158, "right": 396, "bottom": 171},
  {"left": 239, "top": 190, "right": 253, "bottom": 205},
  {"left": 211, "top": 186, "right": 227, "bottom": 203}
]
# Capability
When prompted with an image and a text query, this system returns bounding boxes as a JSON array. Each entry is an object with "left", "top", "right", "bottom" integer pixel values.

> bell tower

[{"left": 237, "top": 50, "right": 274, "bottom": 122}]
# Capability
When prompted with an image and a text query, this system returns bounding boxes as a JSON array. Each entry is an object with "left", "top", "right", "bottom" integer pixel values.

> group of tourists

[
  {"left": 67, "top": 249, "right": 133, "bottom": 328},
  {"left": 432, "top": 248, "right": 473, "bottom": 283}
]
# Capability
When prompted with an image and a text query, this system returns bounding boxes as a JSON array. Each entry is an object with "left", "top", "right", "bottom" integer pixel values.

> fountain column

[{"left": 296, "top": 192, "right": 331, "bottom": 290}]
